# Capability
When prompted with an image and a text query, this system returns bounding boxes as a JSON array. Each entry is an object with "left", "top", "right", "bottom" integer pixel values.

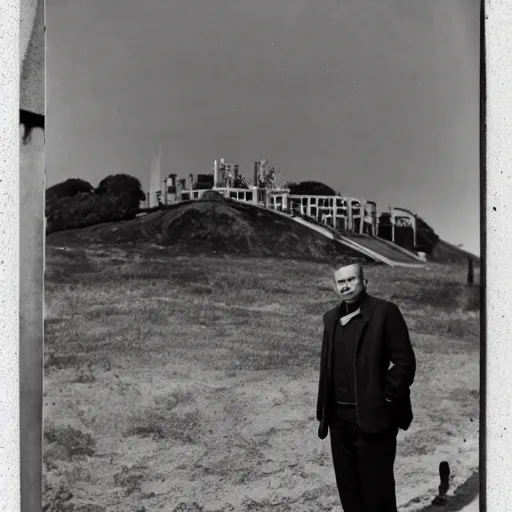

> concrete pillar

[
  {"left": 390, "top": 207, "right": 395, "bottom": 243},
  {"left": 163, "top": 179, "right": 168, "bottom": 205},
  {"left": 213, "top": 160, "right": 218, "bottom": 188}
]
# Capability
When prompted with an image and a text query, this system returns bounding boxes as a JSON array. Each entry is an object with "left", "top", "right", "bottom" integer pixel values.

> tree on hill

[
  {"left": 96, "top": 173, "right": 146, "bottom": 217},
  {"left": 378, "top": 211, "right": 440, "bottom": 254},
  {"left": 46, "top": 178, "right": 94, "bottom": 202},
  {"left": 96, "top": 173, "right": 145, "bottom": 200},
  {"left": 284, "top": 180, "right": 336, "bottom": 196},
  {"left": 45, "top": 173, "right": 147, "bottom": 234}
]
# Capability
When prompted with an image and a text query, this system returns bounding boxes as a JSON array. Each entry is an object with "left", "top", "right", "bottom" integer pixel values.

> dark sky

[{"left": 46, "top": 0, "right": 481, "bottom": 255}]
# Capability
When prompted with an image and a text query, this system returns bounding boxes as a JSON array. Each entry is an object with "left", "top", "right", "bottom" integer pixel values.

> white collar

[{"left": 339, "top": 308, "right": 361, "bottom": 326}]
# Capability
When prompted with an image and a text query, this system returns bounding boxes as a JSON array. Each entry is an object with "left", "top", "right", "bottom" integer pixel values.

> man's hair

[{"left": 331, "top": 258, "right": 365, "bottom": 277}]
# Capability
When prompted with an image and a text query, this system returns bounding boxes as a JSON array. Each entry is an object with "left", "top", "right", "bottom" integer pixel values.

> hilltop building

[{"left": 143, "top": 156, "right": 423, "bottom": 242}]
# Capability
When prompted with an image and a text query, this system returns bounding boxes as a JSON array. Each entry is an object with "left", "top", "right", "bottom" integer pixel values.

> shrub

[
  {"left": 458, "top": 284, "right": 480, "bottom": 312},
  {"left": 46, "top": 190, "right": 142, "bottom": 234},
  {"left": 45, "top": 173, "right": 148, "bottom": 233},
  {"left": 46, "top": 178, "right": 94, "bottom": 202}
]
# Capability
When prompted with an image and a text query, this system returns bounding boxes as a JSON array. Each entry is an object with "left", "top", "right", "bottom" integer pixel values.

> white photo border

[
  {"left": 0, "top": 0, "right": 20, "bottom": 511},
  {"left": 484, "top": 0, "right": 512, "bottom": 510}
]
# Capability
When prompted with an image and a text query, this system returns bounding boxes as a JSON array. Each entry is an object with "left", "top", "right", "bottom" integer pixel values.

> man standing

[{"left": 317, "top": 263, "right": 416, "bottom": 512}]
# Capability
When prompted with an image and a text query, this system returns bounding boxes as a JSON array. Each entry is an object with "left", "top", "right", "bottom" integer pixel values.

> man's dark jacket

[{"left": 317, "top": 292, "right": 416, "bottom": 438}]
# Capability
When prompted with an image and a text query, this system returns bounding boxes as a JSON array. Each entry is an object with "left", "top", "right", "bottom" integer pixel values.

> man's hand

[{"left": 384, "top": 302, "right": 416, "bottom": 400}]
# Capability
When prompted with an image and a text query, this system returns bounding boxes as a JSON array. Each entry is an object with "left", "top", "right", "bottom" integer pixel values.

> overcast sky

[{"left": 46, "top": 0, "right": 480, "bottom": 255}]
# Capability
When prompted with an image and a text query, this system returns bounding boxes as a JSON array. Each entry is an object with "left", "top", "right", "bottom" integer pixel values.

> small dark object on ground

[
  {"left": 431, "top": 461, "right": 451, "bottom": 506},
  {"left": 439, "top": 461, "right": 451, "bottom": 496}
]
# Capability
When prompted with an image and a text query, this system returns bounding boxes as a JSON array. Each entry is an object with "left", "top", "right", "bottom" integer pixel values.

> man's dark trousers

[{"left": 329, "top": 403, "right": 398, "bottom": 512}]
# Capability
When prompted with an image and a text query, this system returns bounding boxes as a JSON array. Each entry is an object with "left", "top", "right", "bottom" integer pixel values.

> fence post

[{"left": 467, "top": 257, "right": 474, "bottom": 285}]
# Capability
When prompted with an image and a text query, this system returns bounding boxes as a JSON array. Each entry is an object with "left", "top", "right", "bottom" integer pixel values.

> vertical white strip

[
  {"left": 0, "top": 0, "right": 20, "bottom": 510},
  {"left": 486, "top": 1, "right": 512, "bottom": 510},
  {"left": 149, "top": 146, "right": 162, "bottom": 208}
]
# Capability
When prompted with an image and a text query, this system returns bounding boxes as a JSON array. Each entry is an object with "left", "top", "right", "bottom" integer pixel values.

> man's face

[{"left": 333, "top": 264, "right": 365, "bottom": 303}]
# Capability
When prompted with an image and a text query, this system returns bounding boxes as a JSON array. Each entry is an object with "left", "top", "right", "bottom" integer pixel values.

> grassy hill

[
  {"left": 431, "top": 239, "right": 480, "bottom": 265},
  {"left": 43, "top": 241, "right": 480, "bottom": 512},
  {"left": 47, "top": 197, "right": 480, "bottom": 269},
  {"left": 46, "top": 199, "right": 371, "bottom": 264}
]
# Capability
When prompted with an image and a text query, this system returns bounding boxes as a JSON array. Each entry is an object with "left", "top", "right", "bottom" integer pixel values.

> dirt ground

[{"left": 43, "top": 245, "right": 480, "bottom": 511}]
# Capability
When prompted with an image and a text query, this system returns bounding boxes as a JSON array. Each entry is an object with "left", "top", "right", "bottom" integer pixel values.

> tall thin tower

[{"left": 149, "top": 146, "right": 162, "bottom": 208}]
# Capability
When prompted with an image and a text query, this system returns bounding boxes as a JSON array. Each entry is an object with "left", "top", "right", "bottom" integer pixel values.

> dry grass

[
  {"left": 43, "top": 244, "right": 480, "bottom": 511},
  {"left": 44, "top": 424, "right": 96, "bottom": 460},
  {"left": 45, "top": 200, "right": 369, "bottom": 263}
]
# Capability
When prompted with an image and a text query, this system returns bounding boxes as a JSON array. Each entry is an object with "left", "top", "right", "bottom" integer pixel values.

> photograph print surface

[{"left": 44, "top": 1, "right": 481, "bottom": 511}]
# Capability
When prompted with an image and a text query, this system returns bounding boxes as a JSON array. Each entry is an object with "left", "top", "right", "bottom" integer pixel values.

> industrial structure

[{"left": 144, "top": 154, "right": 424, "bottom": 265}]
